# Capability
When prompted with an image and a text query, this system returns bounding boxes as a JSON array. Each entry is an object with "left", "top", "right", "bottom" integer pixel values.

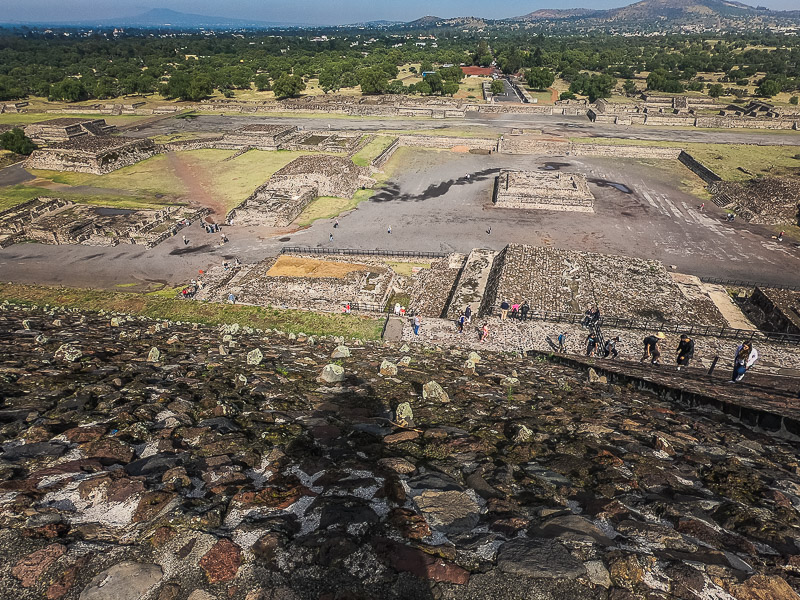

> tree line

[{"left": 1, "top": 29, "right": 798, "bottom": 103}]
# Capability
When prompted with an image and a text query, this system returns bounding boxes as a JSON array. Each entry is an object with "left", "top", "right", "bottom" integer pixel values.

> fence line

[
  {"left": 280, "top": 246, "right": 449, "bottom": 259},
  {"left": 487, "top": 306, "right": 800, "bottom": 346}
]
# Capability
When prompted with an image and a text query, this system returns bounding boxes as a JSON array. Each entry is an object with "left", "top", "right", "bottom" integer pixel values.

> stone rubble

[{"left": 1, "top": 303, "right": 800, "bottom": 599}]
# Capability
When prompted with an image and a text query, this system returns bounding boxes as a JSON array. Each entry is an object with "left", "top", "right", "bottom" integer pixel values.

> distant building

[{"left": 461, "top": 66, "right": 498, "bottom": 77}]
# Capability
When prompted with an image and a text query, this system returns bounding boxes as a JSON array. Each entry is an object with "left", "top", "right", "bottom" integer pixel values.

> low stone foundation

[
  {"left": 493, "top": 170, "right": 594, "bottom": 212},
  {"left": 25, "top": 136, "right": 157, "bottom": 174},
  {"left": 228, "top": 186, "right": 316, "bottom": 227},
  {"left": 749, "top": 287, "right": 800, "bottom": 335},
  {"left": 0, "top": 197, "right": 206, "bottom": 247}
]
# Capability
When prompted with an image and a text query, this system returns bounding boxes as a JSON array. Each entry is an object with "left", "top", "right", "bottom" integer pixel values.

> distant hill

[
  {"left": 513, "top": 8, "right": 600, "bottom": 21},
  {"left": 1, "top": 8, "right": 303, "bottom": 29}
]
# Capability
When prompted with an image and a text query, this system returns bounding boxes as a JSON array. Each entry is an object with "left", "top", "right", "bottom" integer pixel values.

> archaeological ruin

[
  {"left": 0, "top": 197, "right": 207, "bottom": 248},
  {"left": 710, "top": 177, "right": 800, "bottom": 225},
  {"left": 493, "top": 170, "right": 595, "bottom": 212},
  {"left": 217, "top": 124, "right": 298, "bottom": 150},
  {"left": 23, "top": 118, "right": 117, "bottom": 145},
  {"left": 25, "top": 136, "right": 157, "bottom": 174}
]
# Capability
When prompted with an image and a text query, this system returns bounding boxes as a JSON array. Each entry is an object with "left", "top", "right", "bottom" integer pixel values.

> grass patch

[
  {"left": 385, "top": 261, "right": 431, "bottom": 277},
  {"left": 571, "top": 137, "right": 800, "bottom": 181},
  {"left": 0, "top": 184, "right": 180, "bottom": 211},
  {"left": 176, "top": 149, "right": 323, "bottom": 214},
  {"left": 351, "top": 136, "right": 396, "bottom": 167},
  {"left": 0, "top": 282, "right": 384, "bottom": 340},
  {"left": 297, "top": 188, "right": 375, "bottom": 227},
  {"left": 0, "top": 113, "right": 146, "bottom": 126},
  {"left": 30, "top": 154, "right": 187, "bottom": 196}
]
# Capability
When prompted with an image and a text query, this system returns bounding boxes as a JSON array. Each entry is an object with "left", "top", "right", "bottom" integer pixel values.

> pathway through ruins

[{"left": 164, "top": 151, "right": 225, "bottom": 220}]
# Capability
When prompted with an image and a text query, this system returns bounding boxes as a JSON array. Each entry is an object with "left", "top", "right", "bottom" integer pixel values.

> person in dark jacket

[
  {"left": 640, "top": 332, "right": 665, "bottom": 365},
  {"left": 500, "top": 300, "right": 510, "bottom": 320},
  {"left": 586, "top": 332, "right": 599, "bottom": 357},
  {"left": 520, "top": 301, "right": 530, "bottom": 321},
  {"left": 676, "top": 334, "right": 695, "bottom": 371}
]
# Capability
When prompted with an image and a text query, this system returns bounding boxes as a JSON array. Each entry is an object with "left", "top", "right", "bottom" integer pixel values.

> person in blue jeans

[
  {"left": 413, "top": 315, "right": 421, "bottom": 336},
  {"left": 731, "top": 341, "right": 758, "bottom": 382}
]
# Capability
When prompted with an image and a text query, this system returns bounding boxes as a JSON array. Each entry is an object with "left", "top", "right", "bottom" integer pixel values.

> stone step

[{"left": 445, "top": 248, "right": 498, "bottom": 319}]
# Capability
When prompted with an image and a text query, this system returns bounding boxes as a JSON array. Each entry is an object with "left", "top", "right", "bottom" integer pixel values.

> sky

[{"left": 2, "top": 0, "right": 797, "bottom": 26}]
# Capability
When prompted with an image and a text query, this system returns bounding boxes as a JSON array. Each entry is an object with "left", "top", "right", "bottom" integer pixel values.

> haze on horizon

[{"left": 3, "top": 0, "right": 797, "bottom": 26}]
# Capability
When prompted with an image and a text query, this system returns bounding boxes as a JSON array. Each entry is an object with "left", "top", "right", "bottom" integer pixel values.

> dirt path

[
  {"left": 164, "top": 151, "right": 225, "bottom": 220},
  {"left": 548, "top": 87, "right": 559, "bottom": 103}
]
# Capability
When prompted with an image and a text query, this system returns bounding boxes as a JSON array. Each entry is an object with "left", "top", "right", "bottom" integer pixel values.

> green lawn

[
  {"left": 297, "top": 189, "right": 375, "bottom": 227},
  {"left": 570, "top": 137, "right": 800, "bottom": 181},
  {"left": 175, "top": 149, "right": 321, "bottom": 214},
  {"left": 0, "top": 185, "right": 173, "bottom": 211},
  {"left": 351, "top": 136, "right": 396, "bottom": 166},
  {"left": 0, "top": 282, "right": 385, "bottom": 340},
  {"left": 0, "top": 113, "right": 146, "bottom": 126}
]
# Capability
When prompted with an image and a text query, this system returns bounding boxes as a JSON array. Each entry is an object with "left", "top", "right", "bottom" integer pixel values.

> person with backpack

[
  {"left": 640, "top": 332, "right": 665, "bottom": 365},
  {"left": 731, "top": 341, "right": 758, "bottom": 382},
  {"left": 676, "top": 334, "right": 695, "bottom": 371},
  {"left": 520, "top": 301, "right": 530, "bottom": 321},
  {"left": 457, "top": 313, "right": 466, "bottom": 334},
  {"left": 557, "top": 332, "right": 568, "bottom": 353},
  {"left": 603, "top": 337, "right": 620, "bottom": 359}
]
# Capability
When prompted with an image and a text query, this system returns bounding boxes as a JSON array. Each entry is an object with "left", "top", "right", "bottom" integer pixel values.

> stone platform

[{"left": 493, "top": 170, "right": 594, "bottom": 212}]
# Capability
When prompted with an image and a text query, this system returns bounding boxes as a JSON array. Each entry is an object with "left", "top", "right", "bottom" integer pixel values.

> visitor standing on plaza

[
  {"left": 413, "top": 314, "right": 421, "bottom": 336},
  {"left": 676, "top": 334, "right": 695, "bottom": 371},
  {"left": 500, "top": 300, "right": 510, "bottom": 320},
  {"left": 520, "top": 301, "right": 530, "bottom": 321},
  {"left": 640, "top": 332, "right": 665, "bottom": 365},
  {"left": 457, "top": 313, "right": 466, "bottom": 333},
  {"left": 731, "top": 341, "right": 758, "bottom": 382}
]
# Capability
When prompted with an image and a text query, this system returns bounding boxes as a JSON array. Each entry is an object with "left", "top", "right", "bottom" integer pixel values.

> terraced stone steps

[{"left": 445, "top": 248, "right": 498, "bottom": 319}]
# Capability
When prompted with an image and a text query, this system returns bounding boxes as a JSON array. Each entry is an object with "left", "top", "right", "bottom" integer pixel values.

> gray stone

[
  {"left": 186, "top": 591, "right": 215, "bottom": 600},
  {"left": 536, "top": 514, "right": 613, "bottom": 545},
  {"left": 501, "top": 376, "right": 520, "bottom": 387},
  {"left": 497, "top": 538, "right": 586, "bottom": 578},
  {"left": 584, "top": 560, "right": 611, "bottom": 588},
  {"left": 147, "top": 347, "right": 160, "bottom": 363},
  {"left": 378, "top": 457, "right": 416, "bottom": 474},
  {"left": 463, "top": 359, "right": 476, "bottom": 375},
  {"left": 398, "top": 356, "right": 412, "bottom": 367},
  {"left": 22, "top": 319, "right": 32, "bottom": 330},
  {"left": 380, "top": 360, "right": 398, "bottom": 376},
  {"left": 588, "top": 368, "right": 607, "bottom": 384},
  {"left": 468, "top": 351, "right": 481, "bottom": 363},
  {"left": 54, "top": 344, "right": 82, "bottom": 362},
  {"left": 395, "top": 402, "right": 413, "bottom": 427},
  {"left": 422, "top": 381, "right": 449, "bottom": 403},
  {"left": 110, "top": 317, "right": 121, "bottom": 327},
  {"left": 399, "top": 344, "right": 410, "bottom": 353},
  {"left": 79, "top": 561, "right": 162, "bottom": 600},
  {"left": 320, "top": 364, "right": 345, "bottom": 383},
  {"left": 413, "top": 489, "right": 480, "bottom": 534},
  {"left": 512, "top": 424, "right": 533, "bottom": 443},
  {"left": 247, "top": 348, "right": 263, "bottom": 365},
  {"left": 331, "top": 345, "right": 351, "bottom": 359}
]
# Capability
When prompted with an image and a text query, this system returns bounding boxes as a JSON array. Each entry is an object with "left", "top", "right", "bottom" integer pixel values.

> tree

[
  {"left": 490, "top": 79, "right": 504, "bottom": 95},
  {"left": 386, "top": 80, "right": 406, "bottom": 95},
  {"left": 708, "top": 83, "right": 724, "bottom": 98},
  {"left": 525, "top": 67, "right": 554, "bottom": 91},
  {"left": 559, "top": 91, "right": 576, "bottom": 100},
  {"left": 790, "top": 96, "right": 799, "bottom": 106},
  {"left": 272, "top": 74, "right": 306, "bottom": 99},
  {"left": 254, "top": 74, "right": 271, "bottom": 91},
  {"left": 0, "top": 75, "right": 26, "bottom": 101},
  {"left": 187, "top": 75, "right": 213, "bottom": 101},
  {"left": 357, "top": 68, "right": 388, "bottom": 95},
  {"left": 438, "top": 66, "right": 464, "bottom": 83},
  {"left": 756, "top": 78, "right": 781, "bottom": 97},
  {"left": 0, "top": 128, "right": 36, "bottom": 155},
  {"left": 318, "top": 68, "right": 341, "bottom": 93},
  {"left": 622, "top": 79, "right": 637, "bottom": 95},
  {"left": 48, "top": 78, "right": 88, "bottom": 102},
  {"left": 442, "top": 81, "right": 460, "bottom": 96},
  {"left": 340, "top": 71, "right": 358, "bottom": 88}
]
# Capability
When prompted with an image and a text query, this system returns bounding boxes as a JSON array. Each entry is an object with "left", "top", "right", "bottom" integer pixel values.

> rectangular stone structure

[{"left": 493, "top": 170, "right": 594, "bottom": 213}]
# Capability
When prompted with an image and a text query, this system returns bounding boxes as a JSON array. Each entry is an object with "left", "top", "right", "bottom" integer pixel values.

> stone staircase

[{"left": 445, "top": 248, "right": 498, "bottom": 319}]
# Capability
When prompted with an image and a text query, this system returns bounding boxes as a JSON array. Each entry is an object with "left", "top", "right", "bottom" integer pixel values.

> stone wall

[
  {"left": 408, "top": 254, "right": 466, "bottom": 317},
  {"left": 678, "top": 150, "right": 722, "bottom": 184},
  {"left": 268, "top": 155, "right": 372, "bottom": 199},
  {"left": 371, "top": 137, "right": 400, "bottom": 169},
  {"left": 749, "top": 287, "right": 800, "bottom": 335},
  {"left": 25, "top": 137, "right": 157, "bottom": 174},
  {"left": 397, "top": 135, "right": 498, "bottom": 151},
  {"left": 479, "top": 243, "right": 726, "bottom": 325}
]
